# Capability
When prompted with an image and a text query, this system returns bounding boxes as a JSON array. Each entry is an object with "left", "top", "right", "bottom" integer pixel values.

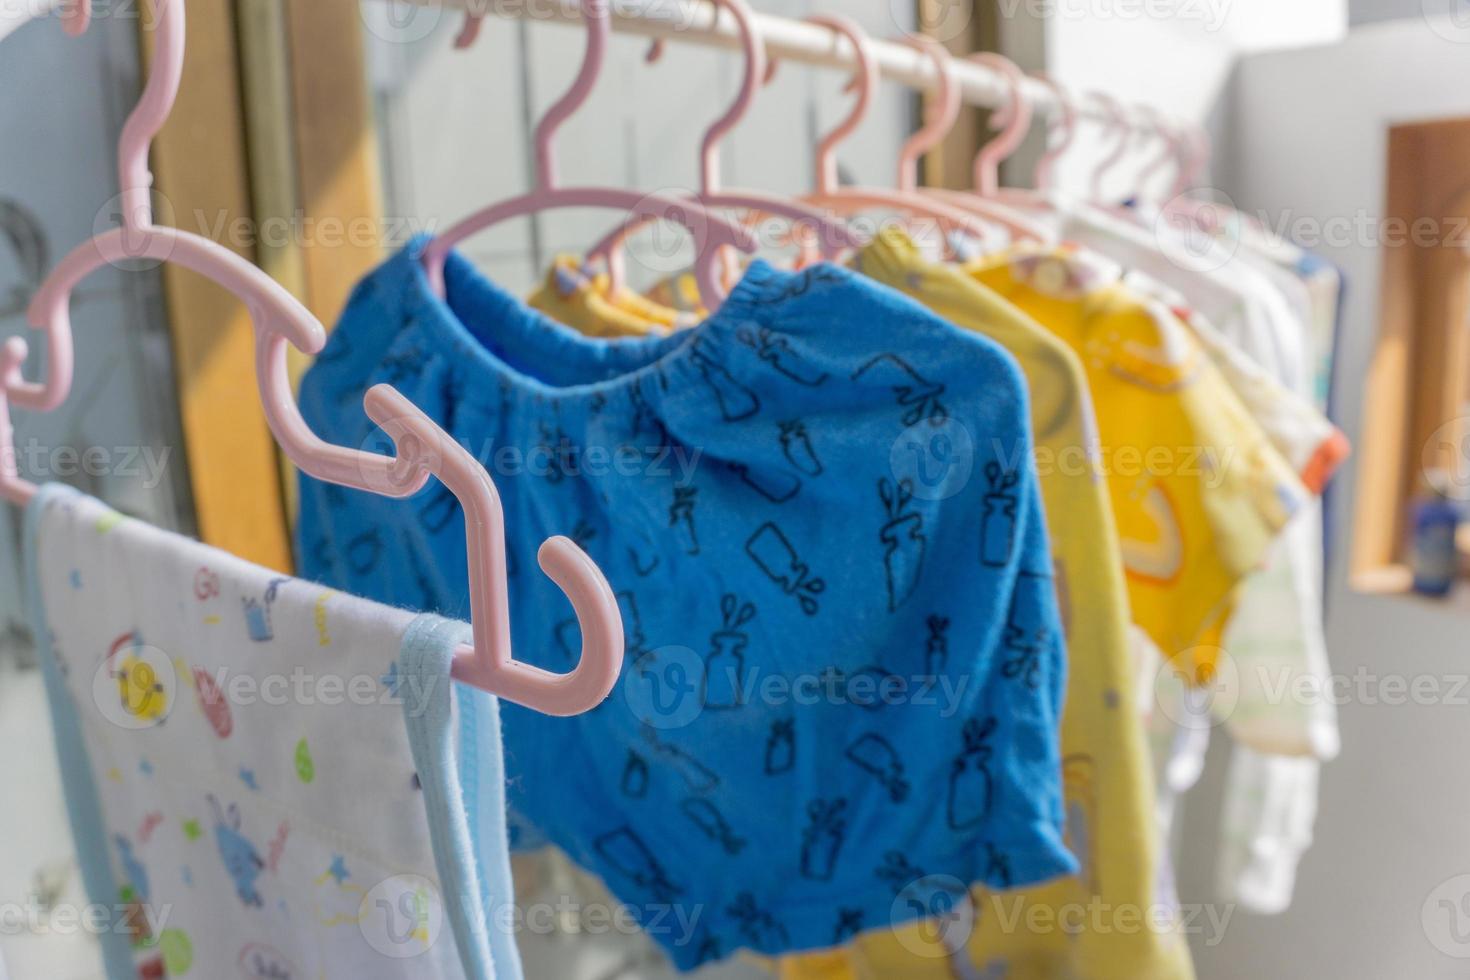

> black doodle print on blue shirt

[
  {"left": 1002, "top": 571, "right": 1053, "bottom": 690},
  {"left": 570, "top": 519, "right": 597, "bottom": 552},
  {"left": 689, "top": 336, "right": 759, "bottom": 421},
  {"left": 834, "top": 908, "right": 865, "bottom": 945},
  {"left": 537, "top": 419, "right": 576, "bottom": 485},
  {"left": 730, "top": 461, "right": 801, "bottom": 504},
  {"left": 703, "top": 595, "right": 756, "bottom": 710},
  {"left": 727, "top": 892, "right": 790, "bottom": 948},
  {"left": 628, "top": 543, "right": 660, "bottom": 577},
  {"left": 980, "top": 462, "right": 1021, "bottom": 568},
  {"left": 764, "top": 718, "right": 795, "bottom": 775},
  {"left": 590, "top": 391, "right": 607, "bottom": 416},
  {"left": 948, "top": 717, "right": 998, "bottom": 831},
  {"left": 925, "top": 615, "right": 951, "bottom": 676},
  {"left": 800, "top": 798, "right": 848, "bottom": 882},
  {"left": 380, "top": 343, "right": 427, "bottom": 386},
  {"left": 593, "top": 827, "right": 682, "bottom": 903},
  {"left": 626, "top": 382, "right": 659, "bottom": 441},
  {"left": 418, "top": 483, "right": 458, "bottom": 534},
  {"left": 767, "top": 264, "right": 845, "bottom": 302},
  {"left": 851, "top": 353, "right": 949, "bottom": 426},
  {"left": 642, "top": 728, "right": 720, "bottom": 794},
  {"left": 746, "top": 522, "right": 825, "bottom": 616},
  {"left": 346, "top": 528, "right": 384, "bottom": 575},
  {"left": 735, "top": 325, "right": 830, "bottom": 387},
  {"left": 841, "top": 663, "right": 898, "bottom": 712},
  {"left": 681, "top": 798, "right": 746, "bottom": 855},
  {"left": 985, "top": 842, "right": 1013, "bottom": 888},
  {"left": 779, "top": 420, "right": 823, "bottom": 476},
  {"left": 876, "top": 851, "right": 924, "bottom": 894},
  {"left": 878, "top": 478, "right": 926, "bottom": 613},
  {"left": 845, "top": 733, "right": 910, "bottom": 803},
  {"left": 621, "top": 750, "right": 649, "bottom": 798},
  {"left": 670, "top": 486, "right": 701, "bottom": 556}
]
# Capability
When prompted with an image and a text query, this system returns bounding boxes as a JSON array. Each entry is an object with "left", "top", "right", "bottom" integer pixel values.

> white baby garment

[{"left": 24, "top": 484, "right": 519, "bottom": 980}]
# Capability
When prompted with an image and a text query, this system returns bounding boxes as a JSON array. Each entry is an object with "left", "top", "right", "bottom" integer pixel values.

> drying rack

[{"left": 4, "top": 0, "right": 1160, "bottom": 128}]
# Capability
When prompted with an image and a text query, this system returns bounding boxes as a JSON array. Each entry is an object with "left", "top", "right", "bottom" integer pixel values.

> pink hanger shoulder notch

[
  {"left": 582, "top": 0, "right": 862, "bottom": 296},
  {"left": 5, "top": 0, "right": 622, "bottom": 717},
  {"left": 899, "top": 42, "right": 1050, "bottom": 243},
  {"left": 429, "top": 0, "right": 757, "bottom": 310},
  {"left": 772, "top": 16, "right": 1009, "bottom": 248}
]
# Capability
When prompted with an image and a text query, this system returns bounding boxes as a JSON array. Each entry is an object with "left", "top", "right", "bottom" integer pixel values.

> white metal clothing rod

[{"left": 395, "top": 0, "right": 1139, "bottom": 128}]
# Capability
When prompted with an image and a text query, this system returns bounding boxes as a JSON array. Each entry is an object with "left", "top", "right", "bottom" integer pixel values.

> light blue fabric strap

[
  {"left": 23, "top": 483, "right": 136, "bottom": 980},
  {"left": 399, "top": 614, "right": 523, "bottom": 980}
]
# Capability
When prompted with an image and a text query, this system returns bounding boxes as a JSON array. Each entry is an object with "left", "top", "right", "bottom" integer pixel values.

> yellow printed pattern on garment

[{"left": 966, "top": 244, "right": 1304, "bottom": 679}]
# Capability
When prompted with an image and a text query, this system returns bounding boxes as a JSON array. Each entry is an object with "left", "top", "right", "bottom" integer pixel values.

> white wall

[
  {"left": 1009, "top": 0, "right": 1346, "bottom": 199},
  {"left": 1350, "top": 0, "right": 1435, "bottom": 26},
  {"left": 1187, "top": 18, "right": 1470, "bottom": 978}
]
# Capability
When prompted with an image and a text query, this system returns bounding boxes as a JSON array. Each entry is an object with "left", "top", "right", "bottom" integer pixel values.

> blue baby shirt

[{"left": 297, "top": 237, "right": 1075, "bottom": 969}]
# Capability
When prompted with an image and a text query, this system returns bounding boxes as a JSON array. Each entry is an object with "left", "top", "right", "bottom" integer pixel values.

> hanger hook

[
  {"left": 109, "top": 0, "right": 185, "bottom": 231},
  {"left": 362, "top": 385, "right": 623, "bottom": 716},
  {"left": 1172, "top": 124, "right": 1211, "bottom": 199},
  {"left": 1134, "top": 106, "right": 1182, "bottom": 204},
  {"left": 1088, "top": 91, "right": 1133, "bottom": 204},
  {"left": 530, "top": 0, "right": 610, "bottom": 189},
  {"left": 643, "top": 0, "right": 764, "bottom": 195},
  {"left": 968, "top": 52, "right": 1031, "bottom": 197},
  {"left": 766, "top": 14, "right": 876, "bottom": 196},
  {"left": 1029, "top": 73, "right": 1076, "bottom": 193},
  {"left": 896, "top": 34, "right": 959, "bottom": 193}
]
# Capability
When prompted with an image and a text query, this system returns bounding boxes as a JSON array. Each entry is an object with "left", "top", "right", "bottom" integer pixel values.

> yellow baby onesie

[
  {"left": 968, "top": 244, "right": 1307, "bottom": 674},
  {"left": 525, "top": 254, "right": 687, "bottom": 337},
  {"left": 530, "top": 242, "right": 1195, "bottom": 980}
]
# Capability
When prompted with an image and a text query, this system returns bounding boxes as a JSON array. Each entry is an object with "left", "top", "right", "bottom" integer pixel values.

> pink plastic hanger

[
  {"left": 989, "top": 71, "right": 1077, "bottom": 209},
  {"left": 1088, "top": 92, "right": 1135, "bottom": 205},
  {"left": 764, "top": 15, "right": 1003, "bottom": 251},
  {"left": 426, "top": 0, "right": 757, "bottom": 310},
  {"left": 915, "top": 50, "right": 1049, "bottom": 245},
  {"left": 1133, "top": 106, "right": 1183, "bottom": 207},
  {"left": 4, "top": 0, "right": 623, "bottom": 717},
  {"left": 895, "top": 43, "right": 1048, "bottom": 244},
  {"left": 581, "top": 0, "right": 862, "bottom": 296}
]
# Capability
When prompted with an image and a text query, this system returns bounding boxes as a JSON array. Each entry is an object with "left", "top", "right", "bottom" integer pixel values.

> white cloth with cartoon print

[{"left": 32, "top": 489, "right": 471, "bottom": 978}]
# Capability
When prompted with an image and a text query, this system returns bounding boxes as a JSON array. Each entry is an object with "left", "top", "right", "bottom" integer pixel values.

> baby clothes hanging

[
  {"left": 966, "top": 244, "right": 1308, "bottom": 675},
  {"left": 527, "top": 233, "right": 1196, "bottom": 979},
  {"left": 25, "top": 484, "right": 519, "bottom": 980},
  {"left": 526, "top": 255, "right": 694, "bottom": 338},
  {"left": 296, "top": 237, "right": 1077, "bottom": 968}
]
